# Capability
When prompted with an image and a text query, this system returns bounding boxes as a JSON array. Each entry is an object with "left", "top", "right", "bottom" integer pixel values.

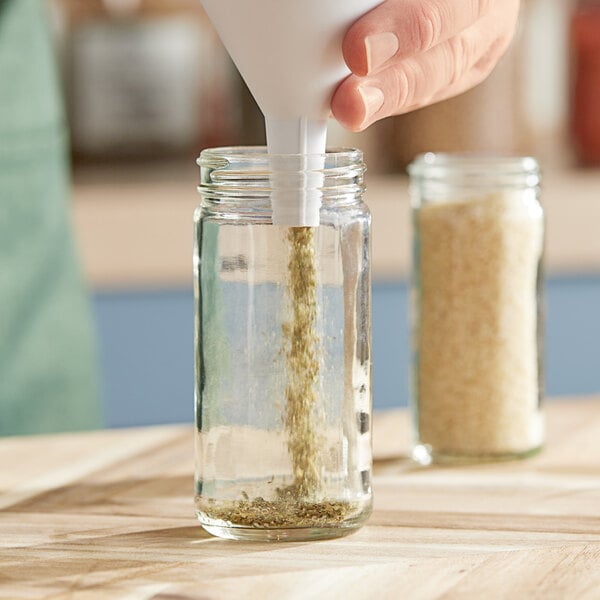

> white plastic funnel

[{"left": 200, "top": 0, "right": 382, "bottom": 226}]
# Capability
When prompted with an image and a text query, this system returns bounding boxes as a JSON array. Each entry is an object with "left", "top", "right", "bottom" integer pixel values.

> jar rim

[
  {"left": 408, "top": 152, "right": 540, "bottom": 179},
  {"left": 197, "top": 146, "right": 363, "bottom": 168},
  {"left": 197, "top": 146, "right": 366, "bottom": 217}
]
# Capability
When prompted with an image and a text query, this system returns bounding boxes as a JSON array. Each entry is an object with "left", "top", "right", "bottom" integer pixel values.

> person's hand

[{"left": 332, "top": 0, "right": 521, "bottom": 131}]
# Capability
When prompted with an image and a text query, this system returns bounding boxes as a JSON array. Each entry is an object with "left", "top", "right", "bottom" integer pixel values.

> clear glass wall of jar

[
  {"left": 194, "top": 147, "right": 372, "bottom": 541},
  {"left": 408, "top": 154, "right": 545, "bottom": 465}
]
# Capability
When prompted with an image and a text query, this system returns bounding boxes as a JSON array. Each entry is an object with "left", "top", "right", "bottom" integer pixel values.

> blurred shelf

[{"left": 71, "top": 163, "right": 600, "bottom": 290}]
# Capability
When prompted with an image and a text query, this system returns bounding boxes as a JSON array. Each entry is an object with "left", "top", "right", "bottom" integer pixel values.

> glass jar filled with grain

[
  {"left": 408, "top": 153, "right": 544, "bottom": 465},
  {"left": 194, "top": 147, "right": 372, "bottom": 541}
]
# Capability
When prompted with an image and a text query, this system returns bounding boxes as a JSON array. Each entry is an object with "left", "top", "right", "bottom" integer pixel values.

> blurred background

[{"left": 45, "top": 0, "right": 600, "bottom": 427}]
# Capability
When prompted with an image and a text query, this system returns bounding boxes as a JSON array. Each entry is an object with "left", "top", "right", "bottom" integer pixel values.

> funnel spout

[
  {"left": 265, "top": 117, "right": 328, "bottom": 156},
  {"left": 266, "top": 117, "right": 327, "bottom": 227}
]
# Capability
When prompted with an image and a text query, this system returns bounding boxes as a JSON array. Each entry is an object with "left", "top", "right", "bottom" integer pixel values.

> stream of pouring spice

[{"left": 283, "top": 226, "right": 321, "bottom": 497}]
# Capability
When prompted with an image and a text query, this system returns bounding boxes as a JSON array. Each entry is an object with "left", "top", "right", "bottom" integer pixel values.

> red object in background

[{"left": 571, "top": 1, "right": 600, "bottom": 165}]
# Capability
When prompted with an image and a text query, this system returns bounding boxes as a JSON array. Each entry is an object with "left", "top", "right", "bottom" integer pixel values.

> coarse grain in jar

[{"left": 408, "top": 153, "right": 544, "bottom": 464}]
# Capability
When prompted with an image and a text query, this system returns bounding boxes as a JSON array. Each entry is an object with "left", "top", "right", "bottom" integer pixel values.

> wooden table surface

[{"left": 2, "top": 398, "right": 600, "bottom": 599}]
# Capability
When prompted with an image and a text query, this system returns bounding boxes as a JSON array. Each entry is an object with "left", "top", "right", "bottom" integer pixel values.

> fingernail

[
  {"left": 364, "top": 32, "right": 399, "bottom": 73},
  {"left": 358, "top": 86, "right": 385, "bottom": 126}
]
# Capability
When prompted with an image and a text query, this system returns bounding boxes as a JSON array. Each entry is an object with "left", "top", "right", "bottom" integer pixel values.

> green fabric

[{"left": 0, "top": 0, "right": 102, "bottom": 435}]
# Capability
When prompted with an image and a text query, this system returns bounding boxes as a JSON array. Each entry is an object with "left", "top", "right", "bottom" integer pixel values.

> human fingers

[
  {"left": 343, "top": 0, "right": 495, "bottom": 77},
  {"left": 332, "top": 0, "right": 519, "bottom": 131}
]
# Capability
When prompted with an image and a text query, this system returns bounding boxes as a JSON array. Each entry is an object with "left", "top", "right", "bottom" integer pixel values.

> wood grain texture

[{"left": 1, "top": 398, "right": 600, "bottom": 599}]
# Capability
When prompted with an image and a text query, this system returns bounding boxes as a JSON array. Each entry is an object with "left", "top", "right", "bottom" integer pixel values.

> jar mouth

[
  {"left": 197, "top": 146, "right": 366, "bottom": 217},
  {"left": 197, "top": 146, "right": 363, "bottom": 169},
  {"left": 408, "top": 152, "right": 541, "bottom": 188}
]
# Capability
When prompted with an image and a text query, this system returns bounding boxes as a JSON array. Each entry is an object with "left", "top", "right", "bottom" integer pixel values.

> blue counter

[{"left": 94, "top": 276, "right": 600, "bottom": 428}]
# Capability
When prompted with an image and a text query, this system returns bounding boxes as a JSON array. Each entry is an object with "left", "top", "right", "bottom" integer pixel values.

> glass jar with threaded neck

[
  {"left": 194, "top": 147, "right": 372, "bottom": 541},
  {"left": 408, "top": 153, "right": 545, "bottom": 465}
]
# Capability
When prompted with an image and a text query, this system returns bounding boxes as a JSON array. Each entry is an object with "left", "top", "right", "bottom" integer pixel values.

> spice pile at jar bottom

[
  {"left": 415, "top": 191, "right": 544, "bottom": 459},
  {"left": 197, "top": 492, "right": 359, "bottom": 529}
]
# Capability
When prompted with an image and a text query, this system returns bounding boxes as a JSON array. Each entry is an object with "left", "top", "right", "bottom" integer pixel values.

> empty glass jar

[
  {"left": 409, "top": 153, "right": 545, "bottom": 464},
  {"left": 194, "top": 147, "right": 372, "bottom": 541}
]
